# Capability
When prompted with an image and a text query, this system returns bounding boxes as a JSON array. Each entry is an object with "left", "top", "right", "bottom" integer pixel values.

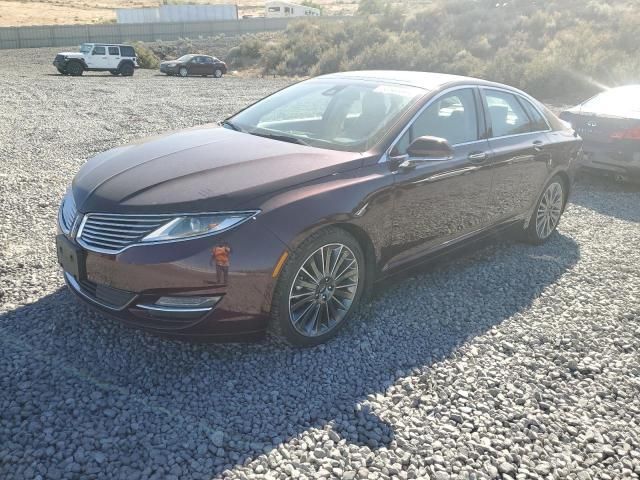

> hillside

[
  {"left": 0, "top": 0, "right": 361, "bottom": 26},
  {"left": 228, "top": 0, "right": 640, "bottom": 101}
]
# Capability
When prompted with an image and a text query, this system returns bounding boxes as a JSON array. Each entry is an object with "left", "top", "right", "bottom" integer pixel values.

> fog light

[{"left": 155, "top": 296, "right": 221, "bottom": 309}]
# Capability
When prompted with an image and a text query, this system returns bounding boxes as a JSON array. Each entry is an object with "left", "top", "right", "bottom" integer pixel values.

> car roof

[
  {"left": 84, "top": 43, "right": 133, "bottom": 47},
  {"left": 318, "top": 70, "right": 515, "bottom": 93}
]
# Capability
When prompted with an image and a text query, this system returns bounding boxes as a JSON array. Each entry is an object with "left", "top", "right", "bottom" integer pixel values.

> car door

[
  {"left": 86, "top": 45, "right": 108, "bottom": 69},
  {"left": 385, "top": 87, "right": 494, "bottom": 270},
  {"left": 194, "top": 56, "right": 207, "bottom": 75},
  {"left": 203, "top": 56, "right": 215, "bottom": 75},
  {"left": 107, "top": 46, "right": 120, "bottom": 69},
  {"left": 481, "top": 88, "right": 552, "bottom": 222}
]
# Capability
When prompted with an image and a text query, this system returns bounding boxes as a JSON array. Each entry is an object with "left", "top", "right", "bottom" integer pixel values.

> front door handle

[
  {"left": 468, "top": 151, "right": 488, "bottom": 163},
  {"left": 533, "top": 140, "right": 545, "bottom": 152}
]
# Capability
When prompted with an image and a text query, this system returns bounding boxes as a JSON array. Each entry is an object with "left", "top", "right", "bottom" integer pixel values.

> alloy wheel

[
  {"left": 179, "top": 67, "right": 188, "bottom": 77},
  {"left": 535, "top": 181, "right": 563, "bottom": 239},
  {"left": 288, "top": 243, "right": 359, "bottom": 338}
]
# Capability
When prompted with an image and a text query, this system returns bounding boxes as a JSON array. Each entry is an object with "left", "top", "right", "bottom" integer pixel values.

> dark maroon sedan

[{"left": 57, "top": 71, "right": 581, "bottom": 345}]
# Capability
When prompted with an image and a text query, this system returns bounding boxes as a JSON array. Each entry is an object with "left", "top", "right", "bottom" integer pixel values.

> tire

[
  {"left": 119, "top": 63, "right": 134, "bottom": 77},
  {"left": 213, "top": 68, "right": 223, "bottom": 78},
  {"left": 522, "top": 175, "right": 567, "bottom": 244},
  {"left": 56, "top": 67, "right": 67, "bottom": 75},
  {"left": 179, "top": 67, "right": 189, "bottom": 77},
  {"left": 270, "top": 227, "right": 366, "bottom": 347},
  {"left": 109, "top": 70, "right": 120, "bottom": 76},
  {"left": 66, "top": 61, "right": 84, "bottom": 76}
]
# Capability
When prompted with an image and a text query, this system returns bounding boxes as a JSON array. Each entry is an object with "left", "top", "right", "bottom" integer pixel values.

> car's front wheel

[
  {"left": 66, "top": 61, "right": 83, "bottom": 76},
  {"left": 523, "top": 175, "right": 566, "bottom": 244},
  {"left": 109, "top": 70, "right": 120, "bottom": 75},
  {"left": 270, "top": 227, "right": 365, "bottom": 346},
  {"left": 214, "top": 68, "right": 223, "bottom": 78},
  {"left": 179, "top": 67, "right": 189, "bottom": 77}
]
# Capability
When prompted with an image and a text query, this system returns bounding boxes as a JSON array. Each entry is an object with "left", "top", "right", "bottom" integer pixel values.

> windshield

[
  {"left": 79, "top": 44, "right": 92, "bottom": 53},
  {"left": 582, "top": 86, "right": 640, "bottom": 115},
  {"left": 176, "top": 55, "right": 194, "bottom": 62},
  {"left": 228, "top": 79, "right": 425, "bottom": 152}
]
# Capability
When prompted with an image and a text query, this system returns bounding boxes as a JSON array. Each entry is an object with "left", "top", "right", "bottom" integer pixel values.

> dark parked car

[
  {"left": 159, "top": 54, "right": 227, "bottom": 78},
  {"left": 560, "top": 85, "right": 640, "bottom": 182},
  {"left": 56, "top": 71, "right": 581, "bottom": 345}
]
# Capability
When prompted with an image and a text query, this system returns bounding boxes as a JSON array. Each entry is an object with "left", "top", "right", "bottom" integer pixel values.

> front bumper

[
  {"left": 59, "top": 219, "right": 288, "bottom": 341},
  {"left": 160, "top": 65, "right": 179, "bottom": 74}
]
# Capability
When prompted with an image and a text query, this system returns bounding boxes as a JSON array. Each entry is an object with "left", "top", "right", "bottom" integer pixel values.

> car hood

[
  {"left": 72, "top": 125, "right": 363, "bottom": 214},
  {"left": 57, "top": 52, "right": 84, "bottom": 58}
]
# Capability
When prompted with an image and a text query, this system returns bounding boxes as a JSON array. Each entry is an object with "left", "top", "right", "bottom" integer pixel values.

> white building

[{"left": 265, "top": 1, "right": 321, "bottom": 18}]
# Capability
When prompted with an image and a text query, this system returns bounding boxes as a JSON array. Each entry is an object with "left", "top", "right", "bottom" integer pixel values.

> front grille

[
  {"left": 59, "top": 195, "right": 78, "bottom": 234},
  {"left": 78, "top": 213, "right": 172, "bottom": 253},
  {"left": 66, "top": 273, "right": 136, "bottom": 310}
]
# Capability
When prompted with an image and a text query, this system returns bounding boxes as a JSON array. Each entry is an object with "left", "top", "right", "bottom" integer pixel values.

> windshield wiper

[
  {"left": 248, "top": 131, "right": 310, "bottom": 146},
  {"left": 220, "top": 120, "right": 243, "bottom": 132}
]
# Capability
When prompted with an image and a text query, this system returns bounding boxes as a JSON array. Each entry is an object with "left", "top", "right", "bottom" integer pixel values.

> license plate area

[{"left": 56, "top": 234, "right": 86, "bottom": 280}]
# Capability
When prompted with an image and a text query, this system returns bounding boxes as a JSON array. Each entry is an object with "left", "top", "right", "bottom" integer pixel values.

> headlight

[
  {"left": 168, "top": 63, "right": 177, "bottom": 67},
  {"left": 141, "top": 211, "right": 258, "bottom": 243}
]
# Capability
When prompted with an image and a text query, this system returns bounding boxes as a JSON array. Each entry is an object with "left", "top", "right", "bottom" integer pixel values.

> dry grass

[{"left": 0, "top": 0, "right": 359, "bottom": 26}]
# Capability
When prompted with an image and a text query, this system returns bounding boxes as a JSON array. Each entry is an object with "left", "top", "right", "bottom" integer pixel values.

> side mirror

[{"left": 406, "top": 136, "right": 453, "bottom": 159}]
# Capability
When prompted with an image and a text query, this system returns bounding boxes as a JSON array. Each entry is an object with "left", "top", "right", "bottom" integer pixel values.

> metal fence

[{"left": 0, "top": 16, "right": 347, "bottom": 50}]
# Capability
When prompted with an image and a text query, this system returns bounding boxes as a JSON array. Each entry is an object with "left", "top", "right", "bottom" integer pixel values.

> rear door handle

[
  {"left": 468, "top": 151, "right": 488, "bottom": 163},
  {"left": 533, "top": 140, "right": 545, "bottom": 152}
]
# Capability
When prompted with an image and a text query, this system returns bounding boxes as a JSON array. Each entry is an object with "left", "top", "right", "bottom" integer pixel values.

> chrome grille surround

[
  {"left": 77, "top": 213, "right": 173, "bottom": 254},
  {"left": 58, "top": 194, "right": 78, "bottom": 234}
]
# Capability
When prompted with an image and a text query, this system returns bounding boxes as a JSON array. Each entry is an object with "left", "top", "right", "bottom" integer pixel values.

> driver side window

[
  {"left": 92, "top": 46, "right": 105, "bottom": 55},
  {"left": 394, "top": 88, "right": 479, "bottom": 155}
]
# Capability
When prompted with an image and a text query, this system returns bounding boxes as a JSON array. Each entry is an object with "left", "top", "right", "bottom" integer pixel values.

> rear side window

[
  {"left": 108, "top": 46, "right": 119, "bottom": 55},
  {"left": 92, "top": 46, "right": 105, "bottom": 55},
  {"left": 484, "top": 90, "right": 534, "bottom": 137},
  {"left": 519, "top": 97, "right": 549, "bottom": 132},
  {"left": 119, "top": 46, "right": 135, "bottom": 57}
]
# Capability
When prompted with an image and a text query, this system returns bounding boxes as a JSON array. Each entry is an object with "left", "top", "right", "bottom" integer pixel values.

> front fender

[{"left": 254, "top": 163, "right": 395, "bottom": 274}]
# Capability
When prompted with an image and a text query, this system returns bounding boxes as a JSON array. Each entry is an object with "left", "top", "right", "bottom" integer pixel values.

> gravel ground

[{"left": 1, "top": 47, "right": 640, "bottom": 480}]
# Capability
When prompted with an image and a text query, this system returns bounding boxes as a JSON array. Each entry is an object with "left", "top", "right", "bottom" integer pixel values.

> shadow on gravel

[
  {"left": 0, "top": 233, "right": 580, "bottom": 479},
  {"left": 571, "top": 172, "right": 640, "bottom": 222}
]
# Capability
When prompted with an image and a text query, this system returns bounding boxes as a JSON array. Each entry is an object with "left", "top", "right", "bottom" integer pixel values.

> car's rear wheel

[
  {"left": 214, "top": 68, "right": 223, "bottom": 78},
  {"left": 109, "top": 70, "right": 120, "bottom": 75},
  {"left": 523, "top": 175, "right": 566, "bottom": 244},
  {"left": 179, "top": 67, "right": 188, "bottom": 77},
  {"left": 120, "top": 63, "right": 134, "bottom": 77},
  {"left": 66, "top": 61, "right": 83, "bottom": 76},
  {"left": 270, "top": 227, "right": 365, "bottom": 346}
]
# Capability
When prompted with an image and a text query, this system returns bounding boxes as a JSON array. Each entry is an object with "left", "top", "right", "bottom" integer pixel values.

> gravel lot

[{"left": 1, "top": 47, "right": 640, "bottom": 480}]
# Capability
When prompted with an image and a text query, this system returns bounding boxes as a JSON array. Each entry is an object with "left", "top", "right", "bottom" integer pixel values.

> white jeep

[{"left": 53, "top": 43, "right": 139, "bottom": 76}]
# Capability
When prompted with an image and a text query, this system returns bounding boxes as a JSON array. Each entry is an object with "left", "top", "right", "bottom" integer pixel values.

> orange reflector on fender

[{"left": 272, "top": 251, "right": 289, "bottom": 278}]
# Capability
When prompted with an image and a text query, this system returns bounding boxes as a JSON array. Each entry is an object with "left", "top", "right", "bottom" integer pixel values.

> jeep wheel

[
  {"left": 214, "top": 68, "right": 223, "bottom": 78},
  {"left": 66, "top": 61, "right": 84, "bottom": 76},
  {"left": 120, "top": 63, "right": 134, "bottom": 77},
  {"left": 56, "top": 68, "right": 67, "bottom": 75},
  {"left": 109, "top": 70, "right": 120, "bottom": 76},
  {"left": 179, "top": 67, "right": 189, "bottom": 77}
]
